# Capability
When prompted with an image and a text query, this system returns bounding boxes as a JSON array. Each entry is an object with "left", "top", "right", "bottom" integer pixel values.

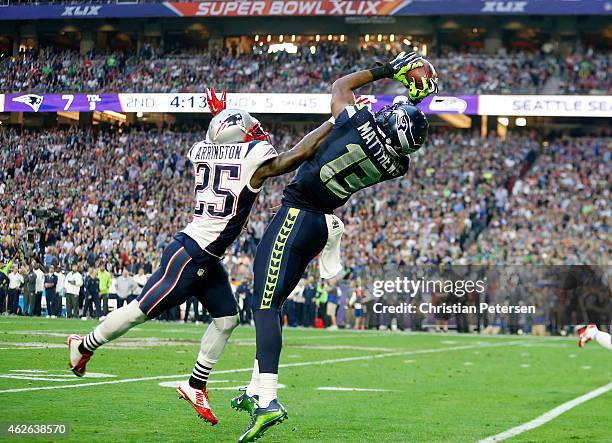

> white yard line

[
  {"left": 0, "top": 341, "right": 521, "bottom": 394},
  {"left": 479, "top": 381, "right": 612, "bottom": 442},
  {"left": 317, "top": 387, "right": 393, "bottom": 392}
]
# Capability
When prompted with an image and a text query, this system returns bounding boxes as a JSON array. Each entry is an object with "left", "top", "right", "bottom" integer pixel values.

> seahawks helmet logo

[
  {"left": 12, "top": 94, "right": 44, "bottom": 112},
  {"left": 395, "top": 111, "right": 420, "bottom": 155}
]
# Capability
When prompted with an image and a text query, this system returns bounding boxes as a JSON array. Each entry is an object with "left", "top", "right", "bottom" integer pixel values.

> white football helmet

[{"left": 206, "top": 109, "right": 270, "bottom": 144}]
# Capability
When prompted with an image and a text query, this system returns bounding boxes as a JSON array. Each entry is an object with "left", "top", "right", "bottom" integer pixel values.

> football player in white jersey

[
  {"left": 578, "top": 324, "right": 612, "bottom": 351},
  {"left": 66, "top": 89, "right": 333, "bottom": 425}
]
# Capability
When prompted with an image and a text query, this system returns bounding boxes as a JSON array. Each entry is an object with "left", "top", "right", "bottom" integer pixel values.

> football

[{"left": 404, "top": 57, "right": 438, "bottom": 89}]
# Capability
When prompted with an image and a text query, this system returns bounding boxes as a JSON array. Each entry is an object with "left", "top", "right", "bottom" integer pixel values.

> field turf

[{"left": 0, "top": 317, "right": 610, "bottom": 442}]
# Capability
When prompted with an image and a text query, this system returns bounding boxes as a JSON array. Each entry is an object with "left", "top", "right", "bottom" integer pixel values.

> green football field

[{"left": 0, "top": 317, "right": 610, "bottom": 443}]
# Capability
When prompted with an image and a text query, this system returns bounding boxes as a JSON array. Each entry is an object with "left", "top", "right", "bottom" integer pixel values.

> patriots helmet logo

[{"left": 12, "top": 94, "right": 44, "bottom": 112}]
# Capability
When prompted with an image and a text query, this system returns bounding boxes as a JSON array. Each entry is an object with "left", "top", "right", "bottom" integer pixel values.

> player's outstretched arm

[
  {"left": 330, "top": 70, "right": 376, "bottom": 118},
  {"left": 249, "top": 120, "right": 333, "bottom": 189},
  {"left": 331, "top": 51, "right": 437, "bottom": 117}
]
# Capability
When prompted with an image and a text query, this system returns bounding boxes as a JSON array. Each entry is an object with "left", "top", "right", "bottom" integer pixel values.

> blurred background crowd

[
  {"left": 1, "top": 43, "right": 610, "bottom": 95},
  {"left": 0, "top": 125, "right": 609, "bottom": 333}
]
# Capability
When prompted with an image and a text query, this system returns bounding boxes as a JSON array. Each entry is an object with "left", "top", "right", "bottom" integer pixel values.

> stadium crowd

[
  {"left": 0, "top": 124, "right": 608, "bottom": 332},
  {"left": 1, "top": 43, "right": 609, "bottom": 95}
]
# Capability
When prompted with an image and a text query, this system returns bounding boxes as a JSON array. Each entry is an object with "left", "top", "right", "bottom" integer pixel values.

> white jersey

[{"left": 182, "top": 139, "right": 277, "bottom": 258}]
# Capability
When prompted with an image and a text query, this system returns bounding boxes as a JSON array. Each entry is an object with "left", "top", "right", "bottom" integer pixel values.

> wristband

[{"left": 369, "top": 63, "right": 393, "bottom": 80}]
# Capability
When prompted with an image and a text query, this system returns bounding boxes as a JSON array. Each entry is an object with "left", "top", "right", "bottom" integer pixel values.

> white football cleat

[
  {"left": 67, "top": 334, "right": 93, "bottom": 377},
  {"left": 577, "top": 325, "right": 598, "bottom": 348},
  {"left": 177, "top": 381, "right": 218, "bottom": 425}
]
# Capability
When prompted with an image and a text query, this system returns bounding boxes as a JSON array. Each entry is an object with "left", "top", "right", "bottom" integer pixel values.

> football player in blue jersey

[{"left": 235, "top": 52, "right": 437, "bottom": 442}]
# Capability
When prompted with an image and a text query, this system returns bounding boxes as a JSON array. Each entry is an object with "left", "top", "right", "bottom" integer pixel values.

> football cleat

[
  {"left": 577, "top": 324, "right": 598, "bottom": 348},
  {"left": 230, "top": 389, "right": 258, "bottom": 415},
  {"left": 238, "top": 399, "right": 287, "bottom": 442},
  {"left": 177, "top": 381, "right": 218, "bottom": 425},
  {"left": 67, "top": 334, "right": 93, "bottom": 377}
]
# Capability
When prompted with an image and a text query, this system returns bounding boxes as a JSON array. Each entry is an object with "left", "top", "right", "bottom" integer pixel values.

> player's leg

[
  {"left": 177, "top": 259, "right": 239, "bottom": 425},
  {"left": 239, "top": 207, "right": 327, "bottom": 443},
  {"left": 67, "top": 241, "right": 196, "bottom": 376},
  {"left": 578, "top": 324, "right": 612, "bottom": 350}
]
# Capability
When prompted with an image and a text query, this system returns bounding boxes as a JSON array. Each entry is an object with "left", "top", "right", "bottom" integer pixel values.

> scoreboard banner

[
  {"left": 1, "top": 93, "right": 611, "bottom": 117},
  {"left": 0, "top": 1, "right": 610, "bottom": 20}
]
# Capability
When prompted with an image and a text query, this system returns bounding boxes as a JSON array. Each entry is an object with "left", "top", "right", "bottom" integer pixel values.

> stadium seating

[{"left": 1, "top": 44, "right": 609, "bottom": 94}]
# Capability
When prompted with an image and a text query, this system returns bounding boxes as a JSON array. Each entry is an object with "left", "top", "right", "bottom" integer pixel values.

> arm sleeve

[{"left": 243, "top": 140, "right": 278, "bottom": 192}]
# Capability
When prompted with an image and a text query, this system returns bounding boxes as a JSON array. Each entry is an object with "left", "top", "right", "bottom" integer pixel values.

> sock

[
  {"left": 80, "top": 301, "right": 147, "bottom": 353},
  {"left": 258, "top": 373, "right": 278, "bottom": 408},
  {"left": 595, "top": 330, "right": 612, "bottom": 350},
  {"left": 187, "top": 314, "right": 239, "bottom": 390},
  {"left": 245, "top": 359, "right": 259, "bottom": 397},
  {"left": 189, "top": 361, "right": 212, "bottom": 389}
]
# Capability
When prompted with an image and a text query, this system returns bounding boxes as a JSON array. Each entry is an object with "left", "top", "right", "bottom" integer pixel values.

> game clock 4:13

[{"left": 169, "top": 94, "right": 208, "bottom": 111}]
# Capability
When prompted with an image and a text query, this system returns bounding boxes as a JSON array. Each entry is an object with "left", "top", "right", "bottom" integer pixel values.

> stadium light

[
  {"left": 291, "top": 34, "right": 296, "bottom": 42},
  {"left": 328, "top": 34, "right": 332, "bottom": 41},
  {"left": 390, "top": 34, "right": 395, "bottom": 42},
  {"left": 340, "top": 34, "right": 345, "bottom": 42},
  {"left": 498, "top": 117, "right": 509, "bottom": 126},
  {"left": 136, "top": 111, "right": 143, "bottom": 118},
  {"left": 403, "top": 39, "right": 411, "bottom": 45},
  {"left": 255, "top": 35, "right": 259, "bottom": 42},
  {"left": 316, "top": 34, "right": 320, "bottom": 42},
  {"left": 377, "top": 34, "right": 382, "bottom": 42},
  {"left": 516, "top": 117, "right": 527, "bottom": 127},
  {"left": 267, "top": 35, "right": 271, "bottom": 42},
  {"left": 365, "top": 34, "right": 370, "bottom": 42},
  {"left": 310, "top": 46, "right": 316, "bottom": 54},
  {"left": 279, "top": 35, "right": 284, "bottom": 42}
]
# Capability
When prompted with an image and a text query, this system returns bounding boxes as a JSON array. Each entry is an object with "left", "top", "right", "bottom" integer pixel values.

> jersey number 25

[{"left": 194, "top": 163, "right": 240, "bottom": 218}]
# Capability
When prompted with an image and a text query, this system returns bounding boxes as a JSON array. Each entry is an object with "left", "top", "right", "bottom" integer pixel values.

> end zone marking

[{"left": 479, "top": 381, "right": 612, "bottom": 442}]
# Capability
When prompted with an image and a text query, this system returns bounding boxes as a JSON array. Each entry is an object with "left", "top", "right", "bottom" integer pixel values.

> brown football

[{"left": 404, "top": 58, "right": 437, "bottom": 89}]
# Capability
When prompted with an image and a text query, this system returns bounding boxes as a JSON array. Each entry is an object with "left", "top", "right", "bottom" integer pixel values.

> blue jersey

[{"left": 283, "top": 105, "right": 410, "bottom": 213}]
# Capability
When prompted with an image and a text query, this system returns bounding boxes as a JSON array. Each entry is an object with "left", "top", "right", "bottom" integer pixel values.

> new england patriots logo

[
  {"left": 12, "top": 94, "right": 44, "bottom": 112},
  {"left": 214, "top": 112, "right": 244, "bottom": 138}
]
